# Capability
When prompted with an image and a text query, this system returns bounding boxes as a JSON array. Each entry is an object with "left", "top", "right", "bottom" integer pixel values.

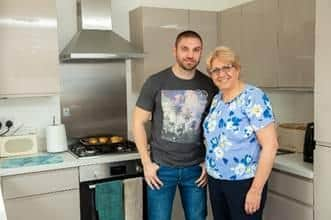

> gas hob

[{"left": 69, "top": 140, "right": 138, "bottom": 158}]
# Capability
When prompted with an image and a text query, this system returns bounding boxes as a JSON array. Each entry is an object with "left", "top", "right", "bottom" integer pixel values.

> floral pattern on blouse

[{"left": 203, "top": 84, "right": 275, "bottom": 180}]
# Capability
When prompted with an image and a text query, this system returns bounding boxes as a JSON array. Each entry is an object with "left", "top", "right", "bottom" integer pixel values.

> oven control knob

[{"left": 136, "top": 165, "right": 143, "bottom": 173}]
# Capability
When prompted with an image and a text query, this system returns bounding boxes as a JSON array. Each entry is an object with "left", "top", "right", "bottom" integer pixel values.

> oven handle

[{"left": 89, "top": 184, "right": 96, "bottom": 189}]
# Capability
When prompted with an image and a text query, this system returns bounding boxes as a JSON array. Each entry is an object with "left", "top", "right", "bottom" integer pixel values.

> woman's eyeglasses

[{"left": 209, "top": 64, "right": 233, "bottom": 75}]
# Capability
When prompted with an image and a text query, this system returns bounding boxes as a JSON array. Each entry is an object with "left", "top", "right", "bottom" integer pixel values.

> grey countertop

[
  {"left": 273, "top": 152, "right": 313, "bottom": 179},
  {"left": 0, "top": 151, "right": 140, "bottom": 176},
  {"left": 0, "top": 151, "right": 313, "bottom": 179}
]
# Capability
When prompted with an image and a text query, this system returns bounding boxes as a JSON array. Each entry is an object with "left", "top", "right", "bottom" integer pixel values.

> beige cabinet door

[
  {"left": 0, "top": 0, "right": 60, "bottom": 97},
  {"left": 189, "top": 10, "right": 217, "bottom": 74},
  {"left": 264, "top": 191, "right": 313, "bottom": 220},
  {"left": 219, "top": 6, "right": 242, "bottom": 56},
  {"left": 130, "top": 7, "right": 189, "bottom": 92},
  {"left": 278, "top": 0, "right": 315, "bottom": 88},
  {"left": 5, "top": 189, "right": 80, "bottom": 220},
  {"left": 240, "top": 0, "right": 278, "bottom": 87},
  {"left": 314, "top": 0, "right": 331, "bottom": 144},
  {"left": 314, "top": 145, "right": 331, "bottom": 220}
]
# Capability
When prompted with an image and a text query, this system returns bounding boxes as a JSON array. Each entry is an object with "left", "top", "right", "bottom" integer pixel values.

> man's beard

[{"left": 177, "top": 57, "right": 200, "bottom": 71}]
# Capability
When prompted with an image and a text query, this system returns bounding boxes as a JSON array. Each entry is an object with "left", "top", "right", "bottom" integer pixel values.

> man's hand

[
  {"left": 195, "top": 162, "right": 208, "bottom": 187},
  {"left": 244, "top": 187, "right": 262, "bottom": 215},
  {"left": 143, "top": 161, "right": 163, "bottom": 190}
]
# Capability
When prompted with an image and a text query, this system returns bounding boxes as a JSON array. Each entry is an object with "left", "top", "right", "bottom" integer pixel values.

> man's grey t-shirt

[{"left": 136, "top": 67, "right": 216, "bottom": 167}]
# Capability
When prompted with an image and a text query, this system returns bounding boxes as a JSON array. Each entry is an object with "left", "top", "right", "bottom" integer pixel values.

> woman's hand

[
  {"left": 195, "top": 162, "right": 208, "bottom": 187},
  {"left": 143, "top": 161, "right": 163, "bottom": 190},
  {"left": 244, "top": 187, "right": 262, "bottom": 215}
]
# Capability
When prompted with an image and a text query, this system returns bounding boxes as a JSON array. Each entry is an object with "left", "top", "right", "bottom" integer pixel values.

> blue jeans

[{"left": 147, "top": 164, "right": 207, "bottom": 220}]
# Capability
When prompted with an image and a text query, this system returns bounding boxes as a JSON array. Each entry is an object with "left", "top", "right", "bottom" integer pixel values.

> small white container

[{"left": 46, "top": 124, "right": 68, "bottom": 153}]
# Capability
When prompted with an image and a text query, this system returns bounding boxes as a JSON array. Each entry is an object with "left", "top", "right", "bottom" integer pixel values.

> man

[{"left": 133, "top": 30, "right": 216, "bottom": 220}]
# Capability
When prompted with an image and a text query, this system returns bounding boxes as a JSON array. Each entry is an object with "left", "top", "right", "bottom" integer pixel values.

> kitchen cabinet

[
  {"left": 130, "top": 7, "right": 189, "bottom": 92},
  {"left": 218, "top": 0, "right": 315, "bottom": 88},
  {"left": 130, "top": 7, "right": 217, "bottom": 92},
  {"left": 2, "top": 168, "right": 80, "bottom": 220},
  {"left": 264, "top": 170, "right": 313, "bottom": 220},
  {"left": 189, "top": 10, "right": 218, "bottom": 74},
  {"left": 240, "top": 0, "right": 279, "bottom": 87},
  {"left": 314, "top": 0, "right": 331, "bottom": 145},
  {"left": 314, "top": 0, "right": 331, "bottom": 217},
  {"left": 277, "top": 0, "right": 315, "bottom": 88},
  {"left": 218, "top": 6, "right": 242, "bottom": 58},
  {"left": 0, "top": 0, "right": 60, "bottom": 97}
]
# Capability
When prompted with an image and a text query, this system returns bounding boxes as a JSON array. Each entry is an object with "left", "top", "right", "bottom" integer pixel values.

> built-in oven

[{"left": 79, "top": 159, "right": 145, "bottom": 220}]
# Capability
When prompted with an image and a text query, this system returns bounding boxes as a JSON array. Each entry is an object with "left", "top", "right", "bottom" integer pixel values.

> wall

[
  {"left": 267, "top": 91, "right": 314, "bottom": 123},
  {"left": 0, "top": 96, "right": 61, "bottom": 151}
]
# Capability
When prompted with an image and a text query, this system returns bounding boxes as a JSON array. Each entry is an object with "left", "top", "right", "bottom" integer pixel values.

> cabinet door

[
  {"left": 189, "top": 10, "right": 217, "bottom": 74},
  {"left": 314, "top": 0, "right": 331, "bottom": 144},
  {"left": 278, "top": 0, "right": 315, "bottom": 88},
  {"left": 241, "top": 0, "right": 278, "bottom": 87},
  {"left": 0, "top": 0, "right": 60, "bottom": 97},
  {"left": 5, "top": 189, "right": 80, "bottom": 220},
  {"left": 314, "top": 145, "right": 331, "bottom": 220},
  {"left": 219, "top": 6, "right": 242, "bottom": 57},
  {"left": 130, "top": 7, "right": 189, "bottom": 92},
  {"left": 264, "top": 192, "right": 313, "bottom": 220}
]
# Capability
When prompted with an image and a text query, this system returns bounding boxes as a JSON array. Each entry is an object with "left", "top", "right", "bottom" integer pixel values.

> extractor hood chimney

[{"left": 60, "top": 0, "right": 143, "bottom": 61}]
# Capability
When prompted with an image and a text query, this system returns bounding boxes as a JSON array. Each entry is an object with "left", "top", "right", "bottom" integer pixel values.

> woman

[{"left": 203, "top": 46, "right": 278, "bottom": 220}]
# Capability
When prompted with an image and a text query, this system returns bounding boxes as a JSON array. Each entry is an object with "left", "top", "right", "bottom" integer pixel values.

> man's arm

[{"left": 133, "top": 106, "right": 163, "bottom": 189}]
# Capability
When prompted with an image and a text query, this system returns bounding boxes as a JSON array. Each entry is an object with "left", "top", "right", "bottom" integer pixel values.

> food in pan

[
  {"left": 98, "top": 137, "right": 109, "bottom": 144},
  {"left": 88, "top": 137, "right": 98, "bottom": 145},
  {"left": 110, "top": 136, "right": 124, "bottom": 143}
]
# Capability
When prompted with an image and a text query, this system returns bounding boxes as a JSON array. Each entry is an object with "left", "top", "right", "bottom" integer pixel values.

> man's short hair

[{"left": 175, "top": 30, "right": 203, "bottom": 47}]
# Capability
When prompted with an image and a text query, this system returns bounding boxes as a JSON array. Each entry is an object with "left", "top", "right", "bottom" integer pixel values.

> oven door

[{"left": 80, "top": 174, "right": 145, "bottom": 220}]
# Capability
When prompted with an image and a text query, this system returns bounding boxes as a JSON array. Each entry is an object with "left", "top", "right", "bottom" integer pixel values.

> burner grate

[{"left": 69, "top": 141, "right": 137, "bottom": 158}]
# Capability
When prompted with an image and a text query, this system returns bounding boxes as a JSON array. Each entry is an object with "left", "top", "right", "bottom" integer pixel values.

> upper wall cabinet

[
  {"left": 130, "top": 7, "right": 217, "bottom": 92},
  {"left": 218, "top": 0, "right": 315, "bottom": 89},
  {"left": 314, "top": 0, "right": 331, "bottom": 145},
  {"left": 240, "top": 0, "right": 279, "bottom": 87},
  {"left": 278, "top": 0, "right": 315, "bottom": 88},
  {"left": 218, "top": 6, "right": 242, "bottom": 57},
  {"left": 0, "top": 0, "right": 60, "bottom": 97},
  {"left": 189, "top": 11, "right": 218, "bottom": 73}
]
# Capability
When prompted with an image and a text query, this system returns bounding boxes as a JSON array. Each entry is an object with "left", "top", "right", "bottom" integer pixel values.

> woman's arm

[{"left": 245, "top": 122, "right": 279, "bottom": 214}]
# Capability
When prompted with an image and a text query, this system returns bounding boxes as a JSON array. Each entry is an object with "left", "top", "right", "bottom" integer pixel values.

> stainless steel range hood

[{"left": 60, "top": 0, "right": 143, "bottom": 61}]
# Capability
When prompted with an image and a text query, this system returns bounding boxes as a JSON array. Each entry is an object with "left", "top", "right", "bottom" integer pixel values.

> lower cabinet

[
  {"left": 2, "top": 167, "right": 80, "bottom": 220},
  {"left": 5, "top": 189, "right": 80, "bottom": 220},
  {"left": 264, "top": 192, "right": 313, "bottom": 220},
  {"left": 263, "top": 170, "right": 313, "bottom": 220}
]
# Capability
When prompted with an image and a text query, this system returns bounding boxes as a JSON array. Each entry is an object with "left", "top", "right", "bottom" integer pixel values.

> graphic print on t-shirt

[{"left": 161, "top": 90, "right": 208, "bottom": 143}]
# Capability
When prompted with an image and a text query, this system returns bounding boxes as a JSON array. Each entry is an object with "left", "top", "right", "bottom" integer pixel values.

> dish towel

[
  {"left": 95, "top": 180, "right": 124, "bottom": 220},
  {"left": 123, "top": 177, "right": 143, "bottom": 220}
]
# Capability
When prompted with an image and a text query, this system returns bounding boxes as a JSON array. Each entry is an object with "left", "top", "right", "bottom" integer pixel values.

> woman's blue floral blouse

[{"left": 203, "top": 84, "right": 275, "bottom": 180}]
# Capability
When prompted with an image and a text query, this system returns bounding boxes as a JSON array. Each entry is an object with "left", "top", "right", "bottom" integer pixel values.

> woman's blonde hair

[{"left": 206, "top": 46, "right": 241, "bottom": 73}]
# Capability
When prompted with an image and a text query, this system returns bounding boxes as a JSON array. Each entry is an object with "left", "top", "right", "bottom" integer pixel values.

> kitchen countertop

[
  {"left": 273, "top": 152, "right": 313, "bottom": 179},
  {"left": 0, "top": 151, "right": 140, "bottom": 176},
  {"left": 0, "top": 151, "right": 313, "bottom": 179}
]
